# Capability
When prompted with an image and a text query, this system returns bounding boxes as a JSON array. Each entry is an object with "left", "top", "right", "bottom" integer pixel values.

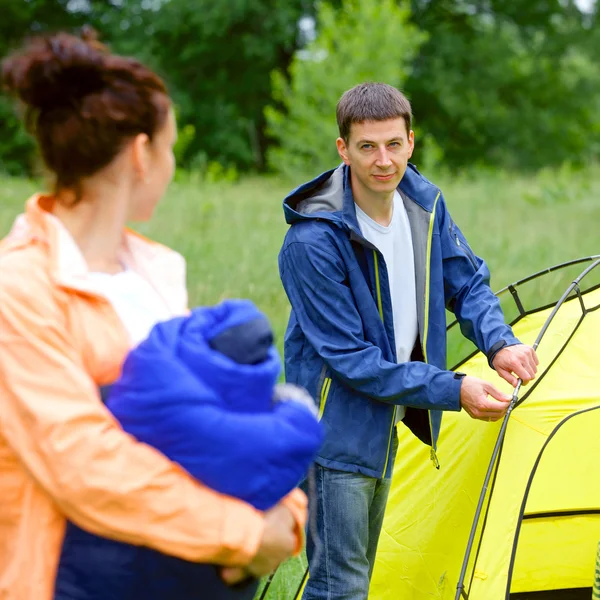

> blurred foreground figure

[{"left": 0, "top": 28, "right": 307, "bottom": 600}]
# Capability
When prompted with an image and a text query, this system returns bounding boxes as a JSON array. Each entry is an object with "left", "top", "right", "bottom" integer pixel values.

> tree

[
  {"left": 265, "top": 0, "right": 426, "bottom": 178},
  {"left": 145, "top": 0, "right": 307, "bottom": 171},
  {"left": 0, "top": 0, "right": 305, "bottom": 173},
  {"left": 406, "top": 0, "right": 600, "bottom": 169}
]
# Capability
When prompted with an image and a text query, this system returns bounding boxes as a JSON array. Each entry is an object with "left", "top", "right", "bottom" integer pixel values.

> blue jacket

[
  {"left": 54, "top": 300, "right": 323, "bottom": 600},
  {"left": 279, "top": 164, "right": 520, "bottom": 478}
]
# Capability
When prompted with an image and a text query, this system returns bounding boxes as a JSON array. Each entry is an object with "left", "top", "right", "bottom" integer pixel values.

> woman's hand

[{"left": 221, "top": 503, "right": 297, "bottom": 585}]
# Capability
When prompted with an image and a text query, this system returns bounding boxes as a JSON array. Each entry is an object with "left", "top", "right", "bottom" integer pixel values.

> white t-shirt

[
  {"left": 355, "top": 191, "right": 418, "bottom": 422},
  {"left": 48, "top": 214, "right": 173, "bottom": 347},
  {"left": 87, "top": 269, "right": 173, "bottom": 346}
]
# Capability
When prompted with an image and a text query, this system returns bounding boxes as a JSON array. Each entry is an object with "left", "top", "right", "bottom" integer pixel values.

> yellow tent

[{"left": 371, "top": 257, "right": 600, "bottom": 600}]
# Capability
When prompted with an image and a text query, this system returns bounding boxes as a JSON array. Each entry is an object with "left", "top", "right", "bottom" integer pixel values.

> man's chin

[{"left": 370, "top": 179, "right": 400, "bottom": 193}]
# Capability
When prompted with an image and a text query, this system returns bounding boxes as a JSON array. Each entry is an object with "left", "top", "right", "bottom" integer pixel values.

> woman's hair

[{"left": 1, "top": 27, "right": 170, "bottom": 194}]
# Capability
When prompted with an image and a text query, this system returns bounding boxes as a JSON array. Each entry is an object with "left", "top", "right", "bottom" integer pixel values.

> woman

[{"left": 0, "top": 29, "right": 306, "bottom": 600}]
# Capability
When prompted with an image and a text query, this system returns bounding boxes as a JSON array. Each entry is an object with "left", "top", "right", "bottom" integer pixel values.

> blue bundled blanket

[{"left": 54, "top": 300, "right": 323, "bottom": 600}]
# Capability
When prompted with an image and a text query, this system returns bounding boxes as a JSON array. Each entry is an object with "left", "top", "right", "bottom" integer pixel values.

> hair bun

[{"left": 2, "top": 28, "right": 107, "bottom": 111}]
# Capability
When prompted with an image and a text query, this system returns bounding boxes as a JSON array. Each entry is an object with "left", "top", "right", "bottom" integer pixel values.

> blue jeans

[{"left": 302, "top": 437, "right": 397, "bottom": 600}]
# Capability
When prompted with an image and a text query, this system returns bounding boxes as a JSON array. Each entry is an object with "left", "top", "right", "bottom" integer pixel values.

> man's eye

[{"left": 361, "top": 144, "right": 373, "bottom": 150}]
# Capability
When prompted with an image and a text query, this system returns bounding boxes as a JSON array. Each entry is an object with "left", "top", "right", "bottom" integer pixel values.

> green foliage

[
  {"left": 1, "top": 0, "right": 600, "bottom": 175},
  {"left": 0, "top": 98, "right": 34, "bottom": 176},
  {"left": 265, "top": 0, "right": 426, "bottom": 179},
  {"left": 406, "top": 0, "right": 600, "bottom": 170},
  {"left": 174, "top": 159, "right": 239, "bottom": 186},
  {"left": 145, "top": 0, "right": 306, "bottom": 171},
  {"left": 0, "top": 0, "right": 307, "bottom": 174},
  {"left": 173, "top": 123, "right": 197, "bottom": 166}
]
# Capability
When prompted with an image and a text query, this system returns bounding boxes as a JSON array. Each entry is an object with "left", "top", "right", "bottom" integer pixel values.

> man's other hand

[
  {"left": 460, "top": 376, "right": 511, "bottom": 422},
  {"left": 492, "top": 345, "right": 539, "bottom": 387}
]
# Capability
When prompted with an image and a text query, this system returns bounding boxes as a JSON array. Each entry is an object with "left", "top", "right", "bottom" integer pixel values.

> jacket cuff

[
  {"left": 487, "top": 338, "right": 521, "bottom": 369},
  {"left": 448, "top": 372, "right": 464, "bottom": 412},
  {"left": 281, "top": 488, "right": 309, "bottom": 555}
]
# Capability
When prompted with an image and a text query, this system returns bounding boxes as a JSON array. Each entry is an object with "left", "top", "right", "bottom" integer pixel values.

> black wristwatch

[
  {"left": 487, "top": 339, "right": 509, "bottom": 368},
  {"left": 453, "top": 371, "right": 467, "bottom": 381}
]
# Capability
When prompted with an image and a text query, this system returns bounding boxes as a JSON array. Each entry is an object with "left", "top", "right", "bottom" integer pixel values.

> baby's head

[
  {"left": 177, "top": 300, "right": 281, "bottom": 413},
  {"left": 207, "top": 310, "right": 273, "bottom": 366}
]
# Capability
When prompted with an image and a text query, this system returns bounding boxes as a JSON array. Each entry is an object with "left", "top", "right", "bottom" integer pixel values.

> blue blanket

[{"left": 55, "top": 300, "right": 323, "bottom": 599}]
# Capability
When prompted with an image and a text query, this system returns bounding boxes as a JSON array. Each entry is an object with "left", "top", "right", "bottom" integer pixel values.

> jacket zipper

[
  {"left": 318, "top": 377, "right": 332, "bottom": 420},
  {"left": 315, "top": 363, "right": 331, "bottom": 420},
  {"left": 373, "top": 249, "right": 397, "bottom": 477},
  {"left": 423, "top": 193, "right": 441, "bottom": 469}
]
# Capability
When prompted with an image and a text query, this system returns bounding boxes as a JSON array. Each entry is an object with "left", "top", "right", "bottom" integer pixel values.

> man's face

[{"left": 336, "top": 118, "right": 414, "bottom": 199}]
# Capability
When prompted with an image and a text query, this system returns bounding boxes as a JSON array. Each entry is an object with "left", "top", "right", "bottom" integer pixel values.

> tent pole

[
  {"left": 447, "top": 254, "right": 600, "bottom": 335},
  {"left": 292, "top": 566, "right": 309, "bottom": 600},
  {"left": 454, "top": 381, "right": 522, "bottom": 600},
  {"left": 257, "top": 570, "right": 277, "bottom": 600}
]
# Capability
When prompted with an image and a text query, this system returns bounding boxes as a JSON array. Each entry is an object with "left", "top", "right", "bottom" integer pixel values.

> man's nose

[{"left": 375, "top": 147, "right": 392, "bottom": 168}]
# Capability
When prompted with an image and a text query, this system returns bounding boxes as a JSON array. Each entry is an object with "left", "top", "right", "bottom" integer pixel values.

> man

[{"left": 278, "top": 83, "right": 538, "bottom": 600}]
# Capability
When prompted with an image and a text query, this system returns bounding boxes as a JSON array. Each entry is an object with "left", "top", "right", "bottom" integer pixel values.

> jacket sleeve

[
  {"left": 279, "top": 240, "right": 461, "bottom": 411},
  {"left": 438, "top": 194, "right": 521, "bottom": 364},
  {"left": 0, "top": 266, "right": 305, "bottom": 566}
]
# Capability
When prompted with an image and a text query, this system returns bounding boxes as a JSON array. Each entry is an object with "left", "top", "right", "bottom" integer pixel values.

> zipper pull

[{"left": 430, "top": 447, "right": 440, "bottom": 470}]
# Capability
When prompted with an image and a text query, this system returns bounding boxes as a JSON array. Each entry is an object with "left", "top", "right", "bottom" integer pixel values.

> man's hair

[{"left": 336, "top": 82, "right": 412, "bottom": 141}]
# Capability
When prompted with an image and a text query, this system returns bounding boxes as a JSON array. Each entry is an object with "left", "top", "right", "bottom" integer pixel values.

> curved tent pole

[
  {"left": 494, "top": 254, "right": 600, "bottom": 294},
  {"left": 447, "top": 255, "right": 600, "bottom": 334},
  {"left": 454, "top": 258, "right": 600, "bottom": 600},
  {"left": 530, "top": 258, "right": 600, "bottom": 347}
]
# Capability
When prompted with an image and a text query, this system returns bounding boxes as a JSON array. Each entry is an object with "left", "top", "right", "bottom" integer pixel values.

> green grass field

[{"left": 1, "top": 166, "right": 599, "bottom": 599}]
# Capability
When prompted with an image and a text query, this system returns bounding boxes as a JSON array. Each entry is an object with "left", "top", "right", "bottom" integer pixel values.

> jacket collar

[
  {"left": 283, "top": 162, "right": 440, "bottom": 228},
  {"left": 6, "top": 194, "right": 188, "bottom": 315}
]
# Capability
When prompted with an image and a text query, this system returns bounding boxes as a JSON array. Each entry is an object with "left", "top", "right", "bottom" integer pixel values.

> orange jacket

[{"left": 0, "top": 195, "right": 306, "bottom": 600}]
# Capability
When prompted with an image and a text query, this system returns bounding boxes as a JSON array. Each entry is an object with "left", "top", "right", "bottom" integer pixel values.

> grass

[{"left": 1, "top": 164, "right": 599, "bottom": 599}]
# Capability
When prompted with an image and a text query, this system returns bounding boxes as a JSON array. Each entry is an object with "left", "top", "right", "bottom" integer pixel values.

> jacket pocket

[{"left": 449, "top": 221, "right": 479, "bottom": 271}]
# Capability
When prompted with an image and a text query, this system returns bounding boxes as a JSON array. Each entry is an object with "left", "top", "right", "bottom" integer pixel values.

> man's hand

[
  {"left": 492, "top": 345, "right": 539, "bottom": 387},
  {"left": 221, "top": 503, "right": 297, "bottom": 585},
  {"left": 460, "top": 376, "right": 511, "bottom": 422}
]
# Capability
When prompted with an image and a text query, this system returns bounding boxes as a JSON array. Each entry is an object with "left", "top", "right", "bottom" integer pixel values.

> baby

[{"left": 55, "top": 300, "right": 323, "bottom": 600}]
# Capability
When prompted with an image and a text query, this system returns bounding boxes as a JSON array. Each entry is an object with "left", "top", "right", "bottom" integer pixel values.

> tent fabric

[{"left": 370, "top": 286, "right": 600, "bottom": 600}]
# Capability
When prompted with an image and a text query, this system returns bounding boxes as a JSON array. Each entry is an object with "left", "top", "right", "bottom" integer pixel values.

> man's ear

[
  {"left": 407, "top": 130, "right": 415, "bottom": 160},
  {"left": 336, "top": 137, "right": 351, "bottom": 165}
]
